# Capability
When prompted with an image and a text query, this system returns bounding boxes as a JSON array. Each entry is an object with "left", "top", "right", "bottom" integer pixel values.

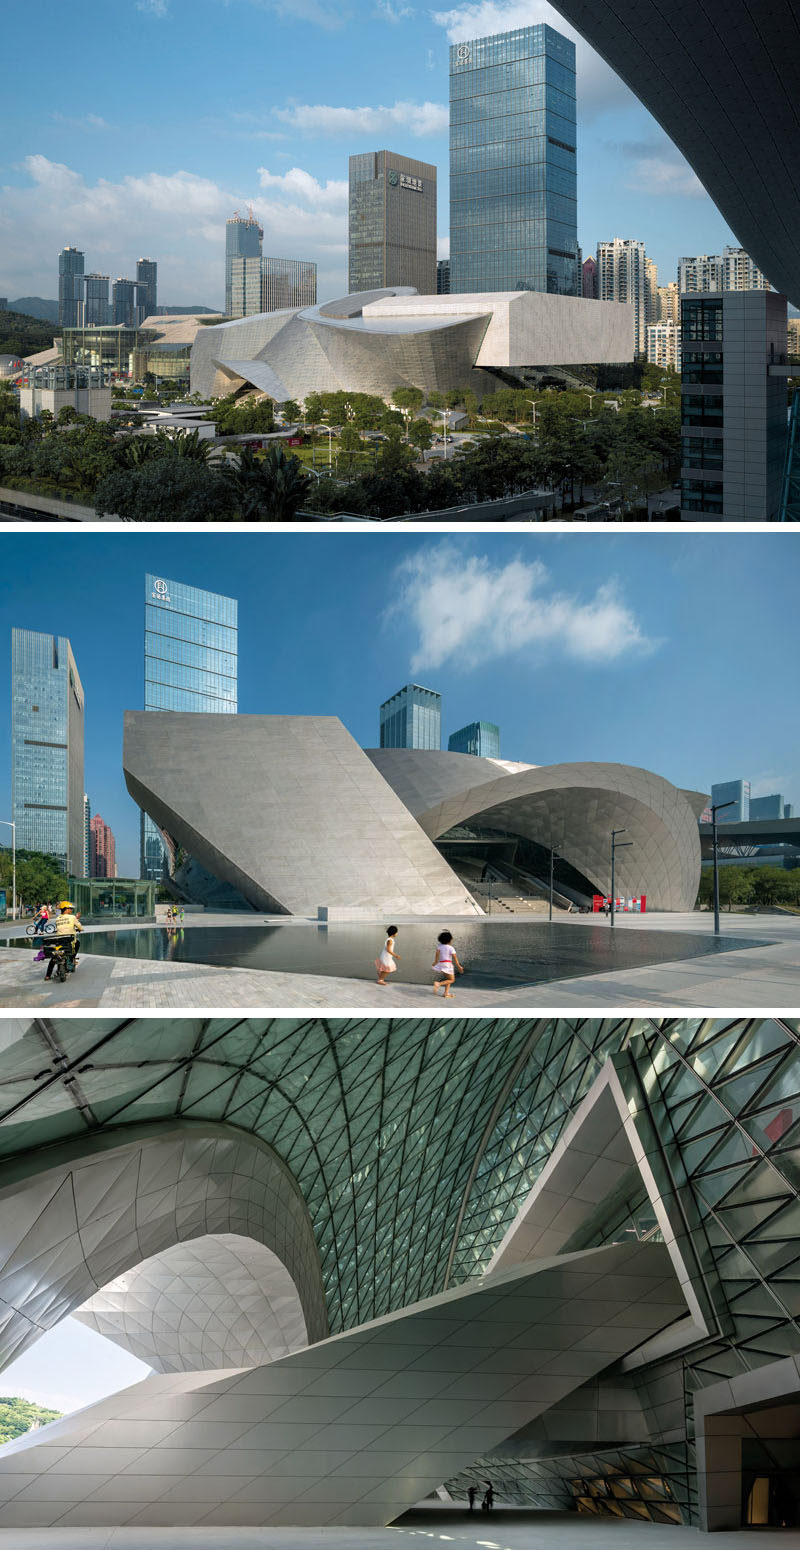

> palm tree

[
  {"left": 225, "top": 444, "right": 311, "bottom": 520},
  {"left": 171, "top": 429, "right": 214, "bottom": 463}
]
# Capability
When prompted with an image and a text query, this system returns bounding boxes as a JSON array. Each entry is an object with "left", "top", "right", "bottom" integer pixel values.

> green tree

[
  {"left": 171, "top": 429, "right": 214, "bottom": 463},
  {"left": 224, "top": 443, "right": 311, "bottom": 520},
  {"left": 0, "top": 1397, "right": 61, "bottom": 1445},
  {"left": 95, "top": 458, "right": 237, "bottom": 521},
  {"left": 279, "top": 400, "right": 302, "bottom": 421},
  {"left": 0, "top": 847, "right": 69, "bottom": 914},
  {"left": 408, "top": 420, "right": 433, "bottom": 453},
  {"left": 391, "top": 386, "right": 424, "bottom": 413}
]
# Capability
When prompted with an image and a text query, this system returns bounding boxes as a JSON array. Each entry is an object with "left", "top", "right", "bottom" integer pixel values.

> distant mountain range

[{"left": 7, "top": 298, "right": 218, "bottom": 323}]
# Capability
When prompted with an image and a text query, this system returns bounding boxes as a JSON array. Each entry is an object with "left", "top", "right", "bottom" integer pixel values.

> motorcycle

[{"left": 40, "top": 936, "right": 79, "bottom": 983}]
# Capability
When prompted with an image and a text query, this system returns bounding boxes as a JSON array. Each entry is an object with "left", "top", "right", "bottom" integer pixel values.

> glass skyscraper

[
  {"left": 379, "top": 684, "right": 441, "bottom": 749},
  {"left": 11, "top": 629, "right": 85, "bottom": 875},
  {"left": 225, "top": 213, "right": 263, "bottom": 316},
  {"left": 58, "top": 246, "right": 84, "bottom": 328},
  {"left": 348, "top": 151, "right": 437, "bottom": 295},
  {"left": 449, "top": 24, "right": 578, "bottom": 295},
  {"left": 140, "top": 574, "right": 238, "bottom": 881},
  {"left": 136, "top": 258, "right": 158, "bottom": 317},
  {"left": 448, "top": 720, "right": 500, "bottom": 758}
]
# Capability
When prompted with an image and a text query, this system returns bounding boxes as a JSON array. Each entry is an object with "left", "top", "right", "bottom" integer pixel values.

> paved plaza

[
  {"left": 0, "top": 1505, "right": 791, "bottom": 1549},
  {"left": 2, "top": 910, "right": 799, "bottom": 1009}
]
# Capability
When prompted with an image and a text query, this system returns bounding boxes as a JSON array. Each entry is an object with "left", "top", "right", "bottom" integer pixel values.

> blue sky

[
  {"left": 0, "top": 0, "right": 741, "bottom": 307},
  {"left": 1, "top": 529, "right": 798, "bottom": 878}
]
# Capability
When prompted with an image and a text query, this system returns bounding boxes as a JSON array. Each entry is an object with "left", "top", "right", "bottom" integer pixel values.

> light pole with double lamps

[
  {"left": 711, "top": 798, "right": 735, "bottom": 935},
  {"left": 0, "top": 821, "right": 16, "bottom": 921},
  {"left": 610, "top": 829, "right": 633, "bottom": 925}
]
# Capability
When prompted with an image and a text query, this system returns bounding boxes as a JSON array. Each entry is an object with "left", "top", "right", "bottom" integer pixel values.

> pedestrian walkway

[{"left": 2, "top": 910, "right": 799, "bottom": 1008}]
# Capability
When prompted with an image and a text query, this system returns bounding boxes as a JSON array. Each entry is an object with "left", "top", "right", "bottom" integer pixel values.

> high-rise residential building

[
  {"left": 0, "top": 299, "right": 7, "bottom": 311},
  {"left": 262, "top": 258, "right": 316, "bottom": 312},
  {"left": 230, "top": 256, "right": 317, "bottom": 318},
  {"left": 81, "top": 274, "right": 110, "bottom": 326},
  {"left": 348, "top": 151, "right": 437, "bottom": 295},
  {"left": 136, "top": 258, "right": 158, "bottom": 317},
  {"left": 11, "top": 629, "right": 84, "bottom": 875},
  {"left": 646, "top": 319, "right": 681, "bottom": 371},
  {"left": 83, "top": 793, "right": 91, "bottom": 878},
  {"left": 680, "top": 289, "right": 788, "bottom": 519},
  {"left": 678, "top": 246, "right": 770, "bottom": 294},
  {"left": 645, "top": 256, "right": 659, "bottom": 322},
  {"left": 437, "top": 259, "right": 451, "bottom": 294},
  {"left": 581, "top": 256, "right": 598, "bottom": 298},
  {"left": 710, "top": 780, "right": 750, "bottom": 822},
  {"left": 112, "top": 279, "right": 137, "bottom": 327},
  {"left": 750, "top": 793, "right": 785, "bottom": 821},
  {"left": 229, "top": 256, "right": 264, "bottom": 319},
  {"left": 58, "top": 246, "right": 84, "bottom": 328},
  {"left": 89, "top": 813, "right": 116, "bottom": 878},
  {"left": 379, "top": 684, "right": 441, "bottom": 750},
  {"left": 657, "top": 280, "right": 680, "bottom": 325},
  {"left": 450, "top": 26, "right": 578, "bottom": 296},
  {"left": 788, "top": 316, "right": 800, "bottom": 356},
  {"left": 140, "top": 574, "right": 238, "bottom": 881},
  {"left": 448, "top": 721, "right": 500, "bottom": 758},
  {"left": 597, "top": 239, "right": 648, "bottom": 355},
  {"left": 225, "top": 211, "right": 263, "bottom": 316}
]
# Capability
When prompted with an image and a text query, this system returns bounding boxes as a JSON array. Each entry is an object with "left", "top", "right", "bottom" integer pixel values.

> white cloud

[
  {"left": 430, "top": 0, "right": 638, "bottom": 118},
  {"left": 375, "top": 0, "right": 415, "bottom": 18},
  {"left": 392, "top": 550, "right": 658, "bottom": 673},
  {"left": 233, "top": 0, "right": 350, "bottom": 29},
  {"left": 258, "top": 166, "right": 347, "bottom": 210},
  {"left": 0, "top": 155, "right": 349, "bottom": 309},
  {"left": 137, "top": 0, "right": 168, "bottom": 15},
  {"left": 274, "top": 98, "right": 448, "bottom": 136},
  {"left": 50, "top": 112, "right": 112, "bottom": 132},
  {"left": 750, "top": 775, "right": 790, "bottom": 799},
  {"left": 625, "top": 154, "right": 706, "bottom": 199}
]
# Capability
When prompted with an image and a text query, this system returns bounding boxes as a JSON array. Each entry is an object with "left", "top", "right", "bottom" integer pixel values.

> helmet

[{"left": 59, "top": 901, "right": 75, "bottom": 911}]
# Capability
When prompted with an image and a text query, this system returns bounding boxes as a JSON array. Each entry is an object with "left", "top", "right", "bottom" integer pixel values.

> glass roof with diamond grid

[{"left": 0, "top": 1017, "right": 797, "bottom": 1346}]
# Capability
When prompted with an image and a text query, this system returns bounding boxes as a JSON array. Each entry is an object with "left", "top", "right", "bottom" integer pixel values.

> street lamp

[
  {"left": 710, "top": 798, "right": 735, "bottom": 936},
  {"left": 549, "top": 844, "right": 561, "bottom": 922},
  {"left": 0, "top": 821, "right": 15, "bottom": 922},
  {"left": 610, "top": 829, "right": 633, "bottom": 924},
  {"left": 525, "top": 398, "right": 538, "bottom": 430},
  {"left": 317, "top": 423, "right": 334, "bottom": 470},
  {"left": 441, "top": 408, "right": 449, "bottom": 459},
  {"left": 580, "top": 389, "right": 596, "bottom": 411}
]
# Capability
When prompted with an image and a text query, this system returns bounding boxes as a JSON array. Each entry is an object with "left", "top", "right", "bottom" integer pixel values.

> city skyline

[
  {"left": 1, "top": 531, "right": 797, "bottom": 877},
  {"left": 1, "top": 0, "right": 745, "bottom": 309}
]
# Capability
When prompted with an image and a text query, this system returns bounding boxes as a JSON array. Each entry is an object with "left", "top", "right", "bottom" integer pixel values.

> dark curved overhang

[{"left": 549, "top": 0, "right": 800, "bottom": 305}]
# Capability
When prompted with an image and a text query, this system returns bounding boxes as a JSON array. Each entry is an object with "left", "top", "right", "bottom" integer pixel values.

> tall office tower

[
  {"left": 58, "top": 246, "right": 84, "bottom": 328},
  {"left": 788, "top": 317, "right": 800, "bottom": 356},
  {"left": 136, "top": 258, "right": 158, "bottom": 317},
  {"left": 581, "top": 256, "right": 598, "bottom": 298},
  {"left": 785, "top": 803, "right": 794, "bottom": 819},
  {"left": 348, "top": 151, "right": 437, "bottom": 294},
  {"left": 657, "top": 280, "right": 680, "bottom": 324},
  {"left": 0, "top": 299, "right": 7, "bottom": 311},
  {"left": 81, "top": 274, "right": 110, "bottom": 326},
  {"left": 448, "top": 721, "right": 500, "bottom": 758},
  {"left": 680, "top": 289, "right": 788, "bottom": 519},
  {"left": 225, "top": 211, "right": 263, "bottom": 316},
  {"left": 450, "top": 26, "right": 578, "bottom": 296},
  {"left": 140, "top": 574, "right": 238, "bottom": 881},
  {"left": 229, "top": 255, "right": 263, "bottom": 319},
  {"left": 83, "top": 794, "right": 91, "bottom": 878},
  {"left": 262, "top": 258, "right": 317, "bottom": 312},
  {"left": 646, "top": 319, "right": 681, "bottom": 370},
  {"left": 11, "top": 629, "right": 85, "bottom": 875},
  {"left": 597, "top": 239, "right": 648, "bottom": 354},
  {"left": 112, "top": 279, "right": 137, "bottom": 327},
  {"left": 379, "top": 684, "right": 441, "bottom": 750},
  {"left": 89, "top": 813, "right": 116, "bottom": 878},
  {"left": 645, "top": 257, "right": 659, "bottom": 322},
  {"left": 710, "top": 780, "right": 750, "bottom": 822},
  {"left": 750, "top": 793, "right": 784, "bottom": 821},
  {"left": 437, "top": 259, "right": 451, "bottom": 294},
  {"left": 679, "top": 247, "right": 770, "bottom": 294}
]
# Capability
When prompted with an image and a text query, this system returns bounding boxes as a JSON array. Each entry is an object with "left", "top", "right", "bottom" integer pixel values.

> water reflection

[{"left": 9, "top": 920, "right": 766, "bottom": 991}]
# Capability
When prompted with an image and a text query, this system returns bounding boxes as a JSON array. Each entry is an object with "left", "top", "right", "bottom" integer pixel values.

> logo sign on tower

[{"left": 151, "top": 578, "right": 171, "bottom": 604}]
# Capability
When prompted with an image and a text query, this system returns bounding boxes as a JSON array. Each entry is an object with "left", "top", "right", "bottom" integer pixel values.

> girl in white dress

[
  {"left": 375, "top": 926, "right": 400, "bottom": 985},
  {"left": 432, "top": 930, "right": 464, "bottom": 998}
]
